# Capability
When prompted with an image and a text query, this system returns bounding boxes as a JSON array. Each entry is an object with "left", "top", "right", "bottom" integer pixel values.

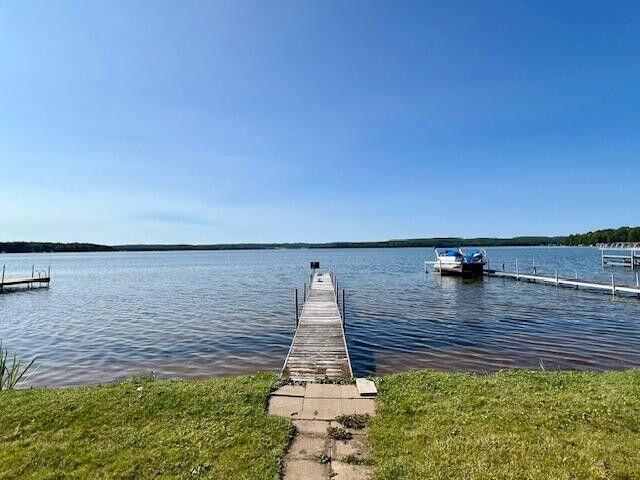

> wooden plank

[
  {"left": 281, "top": 271, "right": 352, "bottom": 381},
  {"left": 356, "top": 378, "right": 377, "bottom": 396}
]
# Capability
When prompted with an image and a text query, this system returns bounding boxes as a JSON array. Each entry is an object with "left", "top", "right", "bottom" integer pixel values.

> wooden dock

[
  {"left": 281, "top": 270, "right": 352, "bottom": 381},
  {"left": 485, "top": 268, "right": 640, "bottom": 297},
  {"left": 1, "top": 265, "right": 51, "bottom": 292}
]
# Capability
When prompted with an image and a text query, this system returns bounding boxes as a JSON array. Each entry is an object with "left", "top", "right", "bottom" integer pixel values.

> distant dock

[
  {"left": 600, "top": 243, "right": 640, "bottom": 269},
  {"left": 485, "top": 265, "right": 640, "bottom": 297},
  {"left": 1, "top": 265, "right": 51, "bottom": 292},
  {"left": 281, "top": 267, "right": 352, "bottom": 381}
]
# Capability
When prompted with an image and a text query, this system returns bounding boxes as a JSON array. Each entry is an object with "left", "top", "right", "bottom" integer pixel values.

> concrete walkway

[{"left": 269, "top": 382, "right": 376, "bottom": 479}]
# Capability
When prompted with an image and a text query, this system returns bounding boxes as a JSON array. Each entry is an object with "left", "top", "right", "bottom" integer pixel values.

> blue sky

[{"left": 1, "top": 1, "right": 638, "bottom": 244}]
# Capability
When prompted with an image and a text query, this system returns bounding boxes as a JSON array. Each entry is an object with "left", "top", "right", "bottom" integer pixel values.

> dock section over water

[
  {"left": 1, "top": 265, "right": 51, "bottom": 292},
  {"left": 282, "top": 270, "right": 352, "bottom": 381},
  {"left": 600, "top": 243, "right": 640, "bottom": 269},
  {"left": 485, "top": 268, "right": 640, "bottom": 297}
]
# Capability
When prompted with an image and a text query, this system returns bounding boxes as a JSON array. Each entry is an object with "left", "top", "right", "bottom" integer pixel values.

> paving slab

[
  {"left": 267, "top": 396, "right": 303, "bottom": 418},
  {"left": 333, "top": 436, "right": 371, "bottom": 458},
  {"left": 301, "top": 397, "right": 342, "bottom": 420},
  {"left": 341, "top": 398, "right": 376, "bottom": 416},
  {"left": 306, "top": 383, "right": 343, "bottom": 398},
  {"left": 271, "top": 385, "right": 306, "bottom": 397},
  {"left": 340, "top": 385, "right": 360, "bottom": 399},
  {"left": 288, "top": 434, "right": 330, "bottom": 459},
  {"left": 283, "top": 459, "right": 329, "bottom": 479},
  {"left": 331, "top": 461, "right": 372, "bottom": 480},
  {"left": 293, "top": 420, "right": 331, "bottom": 436}
]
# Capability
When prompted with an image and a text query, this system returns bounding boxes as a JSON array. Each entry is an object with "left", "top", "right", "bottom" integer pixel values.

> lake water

[{"left": 1, "top": 247, "right": 639, "bottom": 387}]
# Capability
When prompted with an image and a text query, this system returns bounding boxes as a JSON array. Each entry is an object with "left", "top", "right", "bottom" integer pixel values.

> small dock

[
  {"left": 600, "top": 243, "right": 640, "bottom": 269},
  {"left": 281, "top": 269, "right": 352, "bottom": 381},
  {"left": 1, "top": 265, "right": 51, "bottom": 292},
  {"left": 485, "top": 268, "right": 640, "bottom": 297}
]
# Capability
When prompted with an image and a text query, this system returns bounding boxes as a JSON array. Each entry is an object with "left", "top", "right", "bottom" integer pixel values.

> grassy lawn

[
  {"left": 0, "top": 372, "right": 292, "bottom": 480},
  {"left": 370, "top": 369, "right": 640, "bottom": 480}
]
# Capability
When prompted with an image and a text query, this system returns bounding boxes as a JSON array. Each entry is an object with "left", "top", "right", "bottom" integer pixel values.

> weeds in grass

[
  {"left": 271, "top": 377, "right": 306, "bottom": 391},
  {"left": 130, "top": 371, "right": 156, "bottom": 384},
  {"left": 342, "top": 454, "right": 373, "bottom": 465},
  {"left": 327, "top": 426, "right": 352, "bottom": 440},
  {"left": 314, "top": 376, "right": 353, "bottom": 385},
  {"left": 0, "top": 341, "right": 36, "bottom": 391},
  {"left": 313, "top": 453, "right": 330, "bottom": 464},
  {"left": 335, "top": 414, "right": 369, "bottom": 429}
]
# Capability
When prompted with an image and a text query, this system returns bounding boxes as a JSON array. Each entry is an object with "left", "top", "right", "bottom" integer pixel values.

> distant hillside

[
  {"left": 566, "top": 226, "right": 640, "bottom": 245},
  {"left": 1, "top": 236, "right": 566, "bottom": 254}
]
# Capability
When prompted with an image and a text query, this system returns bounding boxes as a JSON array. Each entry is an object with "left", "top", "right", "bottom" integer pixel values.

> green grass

[
  {"left": 370, "top": 369, "right": 640, "bottom": 480},
  {"left": 0, "top": 372, "right": 292, "bottom": 480}
]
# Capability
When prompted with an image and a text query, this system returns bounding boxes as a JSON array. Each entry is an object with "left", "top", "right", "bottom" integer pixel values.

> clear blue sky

[{"left": 1, "top": 1, "right": 638, "bottom": 244}]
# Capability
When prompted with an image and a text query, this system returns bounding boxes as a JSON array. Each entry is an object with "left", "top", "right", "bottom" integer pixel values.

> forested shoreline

[{"left": 0, "top": 227, "right": 636, "bottom": 253}]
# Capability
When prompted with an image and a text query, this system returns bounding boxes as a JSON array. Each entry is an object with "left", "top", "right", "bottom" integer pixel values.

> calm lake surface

[{"left": 1, "top": 247, "right": 639, "bottom": 387}]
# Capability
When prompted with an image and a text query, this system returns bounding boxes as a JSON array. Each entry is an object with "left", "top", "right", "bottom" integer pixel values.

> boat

[{"left": 427, "top": 247, "right": 487, "bottom": 277}]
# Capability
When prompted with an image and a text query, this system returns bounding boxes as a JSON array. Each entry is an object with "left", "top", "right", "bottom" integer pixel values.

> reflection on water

[{"left": 0, "top": 247, "right": 639, "bottom": 387}]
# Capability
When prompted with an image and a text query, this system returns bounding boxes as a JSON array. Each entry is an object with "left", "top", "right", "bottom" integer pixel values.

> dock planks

[{"left": 281, "top": 272, "right": 352, "bottom": 381}]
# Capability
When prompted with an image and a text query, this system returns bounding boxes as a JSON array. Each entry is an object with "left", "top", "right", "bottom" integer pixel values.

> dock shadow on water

[{"left": 1, "top": 247, "right": 639, "bottom": 387}]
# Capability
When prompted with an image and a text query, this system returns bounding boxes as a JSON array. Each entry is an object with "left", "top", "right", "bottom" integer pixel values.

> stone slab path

[{"left": 269, "top": 383, "right": 376, "bottom": 480}]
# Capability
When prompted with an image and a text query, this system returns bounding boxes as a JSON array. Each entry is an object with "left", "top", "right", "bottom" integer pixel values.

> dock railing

[{"left": 599, "top": 243, "right": 640, "bottom": 270}]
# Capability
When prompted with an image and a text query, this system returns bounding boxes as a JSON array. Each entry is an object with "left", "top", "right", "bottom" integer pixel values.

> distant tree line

[
  {"left": 1, "top": 236, "right": 567, "bottom": 254},
  {"left": 0, "top": 242, "right": 114, "bottom": 253},
  {"left": 565, "top": 226, "right": 640, "bottom": 245}
]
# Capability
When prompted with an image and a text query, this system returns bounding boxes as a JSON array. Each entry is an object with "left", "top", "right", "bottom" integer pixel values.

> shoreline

[{"left": 2, "top": 369, "right": 639, "bottom": 478}]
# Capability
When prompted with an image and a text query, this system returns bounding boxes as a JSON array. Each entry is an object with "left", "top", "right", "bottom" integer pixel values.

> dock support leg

[
  {"left": 516, "top": 258, "right": 519, "bottom": 281},
  {"left": 611, "top": 274, "right": 616, "bottom": 297},
  {"left": 294, "top": 288, "right": 299, "bottom": 328},
  {"left": 1, "top": 265, "right": 4, "bottom": 293},
  {"left": 575, "top": 271, "right": 579, "bottom": 289},
  {"left": 341, "top": 289, "right": 346, "bottom": 327}
]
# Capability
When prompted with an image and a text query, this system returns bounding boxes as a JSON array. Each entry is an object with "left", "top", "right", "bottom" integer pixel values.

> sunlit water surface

[{"left": 1, "top": 247, "right": 639, "bottom": 386}]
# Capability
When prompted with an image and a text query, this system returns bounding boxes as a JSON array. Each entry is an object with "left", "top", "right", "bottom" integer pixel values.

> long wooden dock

[
  {"left": 281, "top": 271, "right": 352, "bottom": 381},
  {"left": 0, "top": 265, "right": 51, "bottom": 292},
  {"left": 485, "top": 269, "right": 640, "bottom": 297}
]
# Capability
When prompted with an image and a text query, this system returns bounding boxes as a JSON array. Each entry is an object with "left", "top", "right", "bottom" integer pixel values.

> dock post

[
  {"left": 341, "top": 289, "right": 346, "bottom": 327},
  {"left": 601, "top": 248, "right": 605, "bottom": 268},
  {"left": 294, "top": 288, "right": 299, "bottom": 328},
  {"left": 303, "top": 282, "right": 306, "bottom": 301},
  {"left": 502, "top": 262, "right": 505, "bottom": 272},
  {"left": 575, "top": 270, "right": 579, "bottom": 289},
  {"left": 611, "top": 274, "right": 616, "bottom": 297},
  {"left": 555, "top": 269, "right": 559, "bottom": 287},
  {"left": 1, "top": 265, "right": 4, "bottom": 293},
  {"left": 516, "top": 258, "right": 519, "bottom": 280}
]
